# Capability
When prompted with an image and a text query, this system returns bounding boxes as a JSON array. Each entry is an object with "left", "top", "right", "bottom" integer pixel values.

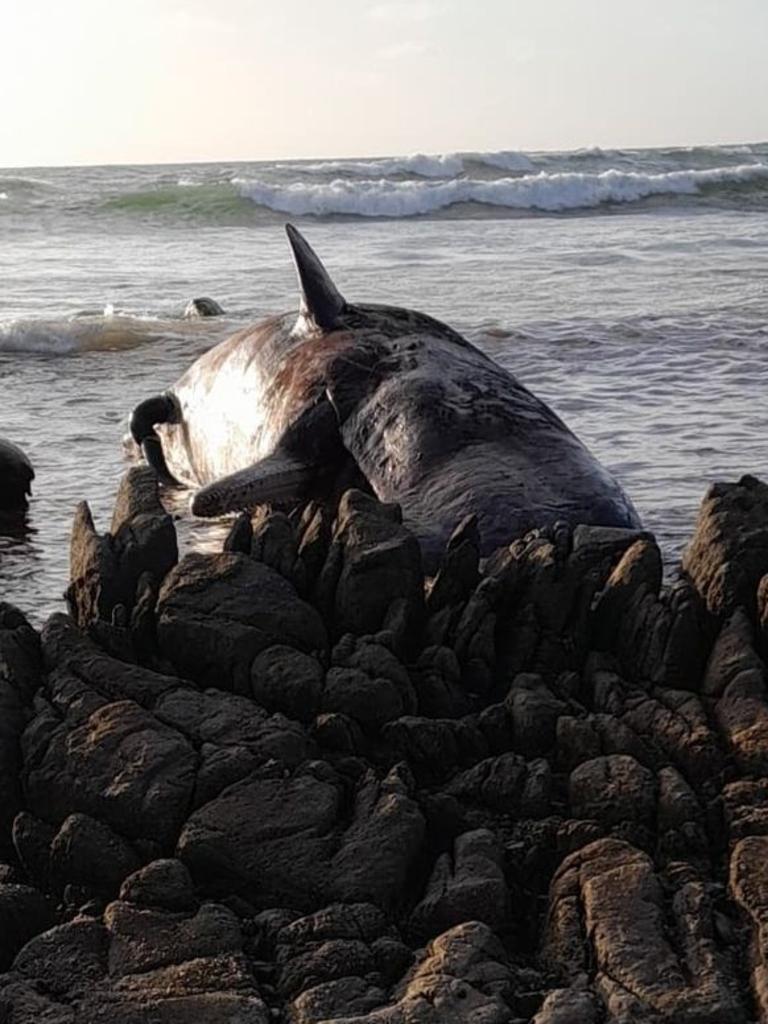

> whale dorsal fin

[{"left": 286, "top": 223, "right": 346, "bottom": 331}]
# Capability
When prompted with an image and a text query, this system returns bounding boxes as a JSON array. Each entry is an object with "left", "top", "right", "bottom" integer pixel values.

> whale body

[{"left": 130, "top": 225, "right": 640, "bottom": 565}]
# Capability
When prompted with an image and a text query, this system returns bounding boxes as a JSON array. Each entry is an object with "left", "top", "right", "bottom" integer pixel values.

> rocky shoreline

[{"left": 2, "top": 468, "right": 768, "bottom": 1022}]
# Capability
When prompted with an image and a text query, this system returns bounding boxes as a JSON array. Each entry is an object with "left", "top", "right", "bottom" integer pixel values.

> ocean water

[{"left": 1, "top": 143, "right": 767, "bottom": 622}]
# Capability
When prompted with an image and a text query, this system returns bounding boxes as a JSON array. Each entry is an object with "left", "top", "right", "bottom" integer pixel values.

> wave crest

[{"left": 234, "top": 163, "right": 768, "bottom": 217}]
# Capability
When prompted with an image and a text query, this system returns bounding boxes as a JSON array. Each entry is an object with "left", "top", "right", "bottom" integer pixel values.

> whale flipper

[
  {"left": 286, "top": 223, "right": 346, "bottom": 330},
  {"left": 191, "top": 451, "right": 319, "bottom": 516},
  {"left": 191, "top": 391, "right": 350, "bottom": 516}
]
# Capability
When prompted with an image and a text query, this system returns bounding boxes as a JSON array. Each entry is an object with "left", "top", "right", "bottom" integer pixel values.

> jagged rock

[
  {"left": 544, "top": 839, "right": 742, "bottom": 1023},
  {"left": 411, "top": 646, "right": 470, "bottom": 718},
  {"left": 568, "top": 755, "right": 655, "bottom": 827},
  {"left": 715, "top": 671, "right": 768, "bottom": 775},
  {"left": 505, "top": 674, "right": 566, "bottom": 757},
  {"left": 424, "top": 516, "right": 481, "bottom": 649},
  {"left": 683, "top": 475, "right": 768, "bottom": 622},
  {"left": 596, "top": 549, "right": 707, "bottom": 690},
  {"left": 0, "top": 883, "right": 54, "bottom": 970},
  {"left": 0, "top": 604, "right": 39, "bottom": 857},
  {"left": 153, "top": 687, "right": 309, "bottom": 805},
  {"left": 250, "top": 644, "right": 324, "bottom": 723},
  {"left": 444, "top": 752, "right": 552, "bottom": 819},
  {"left": 12, "top": 811, "right": 55, "bottom": 890},
  {"left": 23, "top": 696, "right": 197, "bottom": 848},
  {"left": 66, "top": 467, "right": 177, "bottom": 632},
  {"left": 105, "top": 898, "right": 242, "bottom": 976},
  {"left": 283, "top": 921, "right": 511, "bottom": 1024},
  {"left": 12, "top": 916, "right": 108, "bottom": 996},
  {"left": 312, "top": 712, "right": 365, "bottom": 754},
  {"left": 223, "top": 511, "right": 253, "bottom": 554},
  {"left": 703, "top": 607, "right": 766, "bottom": 697},
  {"left": 408, "top": 829, "right": 510, "bottom": 940},
  {"left": 382, "top": 716, "right": 489, "bottom": 785},
  {"left": 314, "top": 490, "right": 425, "bottom": 648},
  {"left": 533, "top": 986, "right": 600, "bottom": 1024},
  {"left": 322, "top": 636, "right": 417, "bottom": 730},
  {"left": 730, "top": 836, "right": 768, "bottom": 1020},
  {"left": 157, "top": 552, "right": 327, "bottom": 691},
  {"left": 119, "top": 859, "right": 196, "bottom": 912},
  {"left": 722, "top": 779, "right": 768, "bottom": 840},
  {"left": 251, "top": 508, "right": 307, "bottom": 592},
  {"left": 178, "top": 763, "right": 424, "bottom": 912},
  {"left": 50, "top": 813, "right": 141, "bottom": 896}
]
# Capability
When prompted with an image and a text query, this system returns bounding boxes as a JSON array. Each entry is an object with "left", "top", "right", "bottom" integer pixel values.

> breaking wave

[
  {"left": 276, "top": 149, "right": 535, "bottom": 179},
  {"left": 234, "top": 163, "right": 768, "bottom": 217}
]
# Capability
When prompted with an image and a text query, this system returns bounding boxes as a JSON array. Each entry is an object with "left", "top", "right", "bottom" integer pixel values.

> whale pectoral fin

[
  {"left": 191, "top": 451, "right": 320, "bottom": 517},
  {"left": 130, "top": 394, "right": 180, "bottom": 487}
]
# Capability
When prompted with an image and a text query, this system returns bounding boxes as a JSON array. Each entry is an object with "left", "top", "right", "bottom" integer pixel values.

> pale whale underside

[{"left": 130, "top": 225, "right": 640, "bottom": 565}]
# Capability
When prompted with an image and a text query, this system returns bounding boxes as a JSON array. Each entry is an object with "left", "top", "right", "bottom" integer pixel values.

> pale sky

[{"left": 1, "top": 0, "right": 766, "bottom": 167}]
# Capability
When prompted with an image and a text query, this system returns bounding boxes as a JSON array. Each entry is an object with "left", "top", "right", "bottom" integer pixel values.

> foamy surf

[
  {"left": 233, "top": 162, "right": 768, "bottom": 217},
  {"left": 0, "top": 312, "right": 182, "bottom": 355}
]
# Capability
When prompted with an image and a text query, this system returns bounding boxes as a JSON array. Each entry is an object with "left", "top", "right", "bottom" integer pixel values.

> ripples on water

[{"left": 1, "top": 148, "right": 767, "bottom": 622}]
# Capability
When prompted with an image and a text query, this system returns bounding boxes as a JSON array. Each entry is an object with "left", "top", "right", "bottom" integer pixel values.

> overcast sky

[{"left": 1, "top": 0, "right": 766, "bottom": 167}]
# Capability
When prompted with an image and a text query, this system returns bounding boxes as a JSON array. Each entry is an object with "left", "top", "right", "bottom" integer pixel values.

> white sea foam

[
  {"left": 0, "top": 313, "right": 168, "bottom": 355},
  {"left": 234, "top": 163, "right": 768, "bottom": 217},
  {"left": 0, "top": 193, "right": 7, "bottom": 201}
]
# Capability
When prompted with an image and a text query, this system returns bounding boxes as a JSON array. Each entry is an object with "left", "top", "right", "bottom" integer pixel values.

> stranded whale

[{"left": 130, "top": 225, "right": 640, "bottom": 564}]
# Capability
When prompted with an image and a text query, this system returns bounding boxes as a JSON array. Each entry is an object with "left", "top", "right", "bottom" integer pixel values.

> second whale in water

[{"left": 130, "top": 225, "right": 640, "bottom": 566}]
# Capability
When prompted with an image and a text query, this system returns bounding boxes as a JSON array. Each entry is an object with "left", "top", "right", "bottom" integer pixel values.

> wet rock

[
  {"left": 722, "top": 779, "right": 768, "bottom": 840},
  {"left": 67, "top": 467, "right": 177, "bottom": 632},
  {"left": 408, "top": 829, "right": 510, "bottom": 940},
  {"left": 411, "top": 645, "right": 470, "bottom": 719},
  {"left": 157, "top": 552, "right": 327, "bottom": 691},
  {"left": 544, "top": 839, "right": 742, "bottom": 1023},
  {"left": 683, "top": 475, "right": 768, "bottom": 622}
]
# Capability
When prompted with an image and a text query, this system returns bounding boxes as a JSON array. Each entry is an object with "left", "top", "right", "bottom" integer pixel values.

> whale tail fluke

[{"left": 285, "top": 223, "right": 346, "bottom": 331}]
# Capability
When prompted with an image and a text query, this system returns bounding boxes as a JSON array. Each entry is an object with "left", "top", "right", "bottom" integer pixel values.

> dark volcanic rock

[
  {"left": 314, "top": 489, "right": 425, "bottom": 648},
  {"left": 177, "top": 762, "right": 424, "bottom": 912},
  {"left": 683, "top": 474, "right": 768, "bottom": 623},
  {"left": 544, "top": 839, "right": 742, "bottom": 1023},
  {"left": 157, "top": 552, "right": 327, "bottom": 690},
  {"left": 8, "top": 470, "right": 768, "bottom": 1021},
  {"left": 0, "top": 883, "right": 54, "bottom": 970},
  {"left": 67, "top": 467, "right": 177, "bottom": 636},
  {"left": 408, "top": 828, "right": 510, "bottom": 940},
  {"left": 0, "top": 604, "right": 39, "bottom": 857}
]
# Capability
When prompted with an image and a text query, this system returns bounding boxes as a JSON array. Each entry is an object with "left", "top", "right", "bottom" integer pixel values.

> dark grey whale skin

[
  {"left": 0, "top": 439, "right": 34, "bottom": 511},
  {"left": 133, "top": 228, "right": 640, "bottom": 568}
]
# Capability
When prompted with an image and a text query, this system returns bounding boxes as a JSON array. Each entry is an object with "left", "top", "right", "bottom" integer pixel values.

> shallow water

[{"left": 1, "top": 147, "right": 767, "bottom": 622}]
